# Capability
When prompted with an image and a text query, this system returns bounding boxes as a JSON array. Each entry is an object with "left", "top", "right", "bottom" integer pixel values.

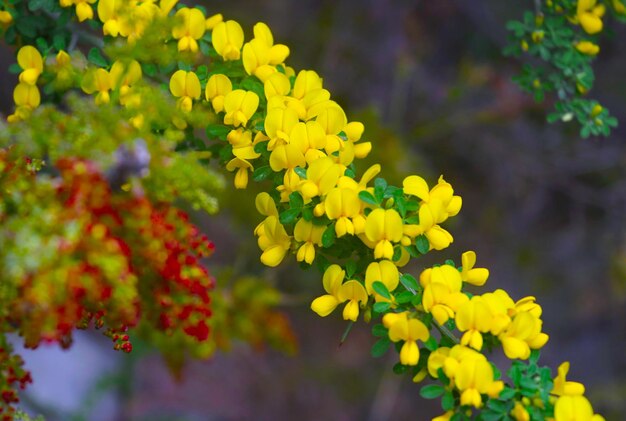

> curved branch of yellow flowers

[{"left": 3, "top": 1, "right": 607, "bottom": 420}]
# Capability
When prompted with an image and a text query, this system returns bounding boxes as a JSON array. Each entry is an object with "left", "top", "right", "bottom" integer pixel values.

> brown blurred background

[{"left": 3, "top": 0, "right": 626, "bottom": 420}]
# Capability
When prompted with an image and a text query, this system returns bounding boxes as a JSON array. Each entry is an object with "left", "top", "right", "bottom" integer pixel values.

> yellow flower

[
  {"left": 226, "top": 157, "right": 253, "bottom": 189},
  {"left": 7, "top": 83, "right": 40, "bottom": 123},
  {"left": 455, "top": 358, "right": 504, "bottom": 408},
  {"left": 383, "top": 312, "right": 429, "bottom": 365},
  {"left": 298, "top": 156, "right": 342, "bottom": 201},
  {"left": 461, "top": 251, "right": 489, "bottom": 286},
  {"left": 223, "top": 89, "right": 260, "bottom": 127},
  {"left": 264, "top": 72, "right": 291, "bottom": 100},
  {"left": 265, "top": 107, "right": 299, "bottom": 149},
  {"left": 212, "top": 20, "right": 244, "bottom": 61},
  {"left": 292, "top": 69, "right": 323, "bottom": 100},
  {"left": 17, "top": 46, "right": 43, "bottom": 85},
  {"left": 577, "top": 0, "right": 605, "bottom": 34},
  {"left": 97, "top": 0, "right": 123, "bottom": 37},
  {"left": 294, "top": 219, "right": 324, "bottom": 264},
  {"left": 338, "top": 280, "right": 368, "bottom": 321},
  {"left": 575, "top": 40, "right": 599, "bottom": 55},
  {"left": 169, "top": 70, "right": 201, "bottom": 112},
  {"left": 81, "top": 68, "right": 113, "bottom": 105},
  {"left": 552, "top": 362, "right": 586, "bottom": 396},
  {"left": 324, "top": 187, "right": 361, "bottom": 237},
  {"left": 256, "top": 215, "right": 291, "bottom": 267},
  {"left": 172, "top": 7, "right": 206, "bottom": 53},
  {"left": 311, "top": 265, "right": 345, "bottom": 317},
  {"left": 511, "top": 402, "right": 530, "bottom": 421},
  {"left": 554, "top": 395, "right": 605, "bottom": 421},
  {"left": 290, "top": 121, "right": 327, "bottom": 164},
  {"left": 499, "top": 311, "right": 549, "bottom": 359},
  {"left": 205, "top": 13, "right": 223, "bottom": 30},
  {"left": 0, "top": 10, "right": 12, "bottom": 25},
  {"left": 110, "top": 60, "right": 142, "bottom": 99},
  {"left": 364, "top": 208, "right": 403, "bottom": 259},
  {"left": 365, "top": 260, "right": 399, "bottom": 301},
  {"left": 455, "top": 296, "right": 493, "bottom": 351},
  {"left": 242, "top": 22, "right": 290, "bottom": 81},
  {"left": 205, "top": 74, "right": 232, "bottom": 113},
  {"left": 62, "top": 0, "right": 96, "bottom": 22}
]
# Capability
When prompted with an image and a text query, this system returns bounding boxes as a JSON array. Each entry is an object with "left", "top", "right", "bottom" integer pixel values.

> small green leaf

[
  {"left": 252, "top": 165, "right": 272, "bottom": 182},
  {"left": 441, "top": 391, "right": 455, "bottom": 411},
  {"left": 279, "top": 208, "right": 300, "bottom": 225},
  {"left": 358, "top": 190, "right": 378, "bottom": 206},
  {"left": 400, "top": 273, "right": 419, "bottom": 292},
  {"left": 373, "top": 302, "right": 391, "bottom": 313},
  {"left": 416, "top": 235, "right": 430, "bottom": 254},
  {"left": 321, "top": 224, "right": 336, "bottom": 248},
  {"left": 294, "top": 166, "right": 307, "bottom": 178},
  {"left": 88, "top": 47, "right": 108, "bottom": 67},
  {"left": 419, "top": 384, "right": 445, "bottom": 399},
  {"left": 289, "top": 192, "right": 304, "bottom": 209},
  {"left": 371, "top": 324, "right": 388, "bottom": 337},
  {"left": 205, "top": 124, "right": 231, "bottom": 139},
  {"left": 372, "top": 281, "right": 391, "bottom": 299},
  {"left": 423, "top": 336, "right": 438, "bottom": 352},
  {"left": 394, "top": 291, "right": 413, "bottom": 304},
  {"left": 371, "top": 337, "right": 391, "bottom": 358}
]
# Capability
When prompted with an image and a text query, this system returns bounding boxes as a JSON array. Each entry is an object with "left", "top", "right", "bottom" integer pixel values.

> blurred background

[{"left": 3, "top": 0, "right": 626, "bottom": 420}]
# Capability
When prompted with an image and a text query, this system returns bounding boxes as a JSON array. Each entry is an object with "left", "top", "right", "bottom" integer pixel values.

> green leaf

[
  {"left": 498, "top": 387, "right": 516, "bottom": 400},
  {"left": 423, "top": 336, "right": 438, "bottom": 352},
  {"left": 294, "top": 166, "right": 307, "bottom": 178},
  {"left": 441, "top": 391, "right": 455, "bottom": 411},
  {"left": 372, "top": 281, "right": 391, "bottom": 299},
  {"left": 371, "top": 337, "right": 391, "bottom": 358},
  {"left": 374, "top": 177, "right": 387, "bottom": 202},
  {"left": 88, "top": 47, "right": 108, "bottom": 68},
  {"left": 373, "top": 302, "right": 391, "bottom": 313},
  {"left": 358, "top": 190, "right": 378, "bottom": 206},
  {"left": 345, "top": 260, "right": 356, "bottom": 278},
  {"left": 279, "top": 208, "right": 300, "bottom": 225},
  {"left": 416, "top": 235, "right": 430, "bottom": 254},
  {"left": 419, "top": 384, "right": 445, "bottom": 399},
  {"left": 252, "top": 165, "right": 272, "bottom": 182},
  {"left": 400, "top": 273, "right": 419, "bottom": 292},
  {"left": 321, "top": 224, "right": 336, "bottom": 248},
  {"left": 371, "top": 324, "right": 388, "bottom": 337},
  {"left": 302, "top": 206, "right": 314, "bottom": 221},
  {"left": 205, "top": 124, "right": 231, "bottom": 140},
  {"left": 289, "top": 192, "right": 304, "bottom": 209},
  {"left": 394, "top": 291, "right": 414, "bottom": 304},
  {"left": 392, "top": 363, "right": 408, "bottom": 375}
]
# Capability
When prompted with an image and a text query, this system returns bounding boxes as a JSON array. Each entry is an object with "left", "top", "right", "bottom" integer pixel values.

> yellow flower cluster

[{"left": 4, "top": 2, "right": 607, "bottom": 419}]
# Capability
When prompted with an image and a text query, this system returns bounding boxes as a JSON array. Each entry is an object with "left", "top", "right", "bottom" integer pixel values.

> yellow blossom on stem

[
  {"left": 7, "top": 83, "right": 41, "bottom": 123},
  {"left": 299, "top": 156, "right": 343, "bottom": 201},
  {"left": 554, "top": 395, "right": 605, "bottom": 421},
  {"left": 455, "top": 296, "right": 493, "bottom": 350},
  {"left": 242, "top": 22, "right": 290, "bottom": 81},
  {"left": 365, "top": 260, "right": 399, "bottom": 301},
  {"left": 225, "top": 157, "right": 253, "bottom": 189},
  {"left": 338, "top": 280, "right": 368, "bottom": 321},
  {"left": 311, "top": 264, "right": 345, "bottom": 317},
  {"left": 212, "top": 20, "right": 244, "bottom": 61},
  {"left": 97, "top": 0, "right": 124, "bottom": 37},
  {"left": 264, "top": 72, "right": 291, "bottom": 100},
  {"left": 364, "top": 208, "right": 403, "bottom": 259},
  {"left": 169, "top": 70, "right": 201, "bottom": 112},
  {"left": 205, "top": 74, "right": 232, "bottom": 113},
  {"left": 511, "top": 401, "right": 530, "bottom": 421},
  {"left": 172, "top": 7, "right": 206, "bottom": 53},
  {"left": 324, "top": 187, "right": 361, "bottom": 237},
  {"left": 265, "top": 107, "right": 299, "bottom": 149},
  {"left": 576, "top": 0, "right": 605, "bottom": 34},
  {"left": 461, "top": 250, "right": 489, "bottom": 286},
  {"left": 552, "top": 362, "right": 586, "bottom": 396},
  {"left": 454, "top": 358, "right": 504, "bottom": 408},
  {"left": 0, "top": 9, "right": 12, "bottom": 25},
  {"left": 81, "top": 68, "right": 113, "bottom": 105},
  {"left": 205, "top": 13, "right": 223, "bottom": 30},
  {"left": 575, "top": 40, "right": 600, "bottom": 55},
  {"left": 498, "top": 311, "right": 549, "bottom": 359},
  {"left": 293, "top": 219, "right": 324, "bottom": 264},
  {"left": 383, "top": 312, "right": 429, "bottom": 365},
  {"left": 223, "top": 89, "right": 259, "bottom": 127},
  {"left": 256, "top": 215, "right": 291, "bottom": 267},
  {"left": 17, "top": 46, "right": 43, "bottom": 86}
]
